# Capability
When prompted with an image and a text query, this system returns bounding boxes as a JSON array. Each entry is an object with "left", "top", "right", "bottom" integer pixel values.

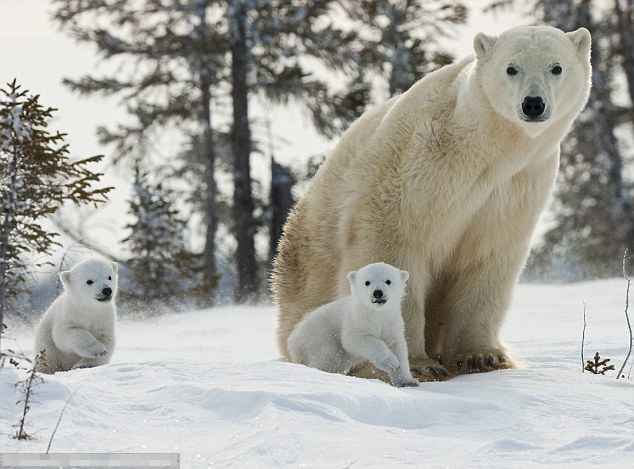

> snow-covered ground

[{"left": 1, "top": 279, "right": 633, "bottom": 468}]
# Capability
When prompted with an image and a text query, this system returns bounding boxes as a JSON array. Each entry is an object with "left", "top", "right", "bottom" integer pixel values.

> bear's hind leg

[{"left": 401, "top": 287, "right": 449, "bottom": 381}]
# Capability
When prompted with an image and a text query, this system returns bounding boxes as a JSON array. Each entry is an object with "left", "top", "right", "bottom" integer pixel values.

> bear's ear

[
  {"left": 111, "top": 262, "right": 118, "bottom": 274},
  {"left": 566, "top": 27, "right": 591, "bottom": 57},
  {"left": 347, "top": 271, "right": 357, "bottom": 286},
  {"left": 400, "top": 270, "right": 409, "bottom": 283},
  {"left": 473, "top": 32, "right": 497, "bottom": 61},
  {"left": 60, "top": 271, "right": 71, "bottom": 289}
]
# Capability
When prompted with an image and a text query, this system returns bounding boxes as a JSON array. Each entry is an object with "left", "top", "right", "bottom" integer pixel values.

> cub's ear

[
  {"left": 400, "top": 270, "right": 409, "bottom": 283},
  {"left": 566, "top": 27, "right": 591, "bottom": 57},
  {"left": 347, "top": 271, "right": 357, "bottom": 286},
  {"left": 60, "top": 271, "right": 71, "bottom": 288},
  {"left": 111, "top": 262, "right": 118, "bottom": 274},
  {"left": 474, "top": 32, "right": 497, "bottom": 61}
]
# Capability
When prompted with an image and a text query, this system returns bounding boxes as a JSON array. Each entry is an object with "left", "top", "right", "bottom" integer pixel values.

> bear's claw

[
  {"left": 409, "top": 358, "right": 449, "bottom": 382},
  {"left": 453, "top": 350, "right": 513, "bottom": 373}
]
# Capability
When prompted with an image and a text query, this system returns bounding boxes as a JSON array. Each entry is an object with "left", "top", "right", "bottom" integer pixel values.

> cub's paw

[
  {"left": 409, "top": 357, "right": 449, "bottom": 382},
  {"left": 348, "top": 362, "right": 390, "bottom": 384},
  {"left": 391, "top": 374, "right": 420, "bottom": 388},
  {"left": 451, "top": 350, "right": 514, "bottom": 374},
  {"left": 375, "top": 353, "right": 400, "bottom": 373},
  {"left": 83, "top": 342, "right": 108, "bottom": 358}
]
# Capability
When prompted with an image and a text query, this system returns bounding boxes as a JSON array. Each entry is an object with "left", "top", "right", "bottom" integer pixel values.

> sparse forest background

[{"left": 1, "top": 0, "right": 634, "bottom": 324}]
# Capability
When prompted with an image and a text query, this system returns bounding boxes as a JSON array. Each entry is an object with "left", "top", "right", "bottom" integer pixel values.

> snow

[{"left": 2, "top": 279, "right": 633, "bottom": 467}]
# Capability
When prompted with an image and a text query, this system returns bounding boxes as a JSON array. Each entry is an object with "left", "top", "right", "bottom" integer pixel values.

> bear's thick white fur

[
  {"left": 288, "top": 262, "right": 418, "bottom": 387},
  {"left": 34, "top": 259, "right": 118, "bottom": 373},
  {"left": 272, "top": 26, "right": 592, "bottom": 379}
]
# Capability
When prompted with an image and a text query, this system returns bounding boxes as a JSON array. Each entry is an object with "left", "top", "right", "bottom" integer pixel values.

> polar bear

[
  {"left": 34, "top": 259, "right": 118, "bottom": 373},
  {"left": 288, "top": 262, "right": 418, "bottom": 387},
  {"left": 272, "top": 25, "right": 592, "bottom": 380}
]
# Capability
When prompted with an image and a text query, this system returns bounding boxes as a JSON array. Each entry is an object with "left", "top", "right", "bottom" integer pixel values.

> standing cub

[
  {"left": 34, "top": 259, "right": 118, "bottom": 373},
  {"left": 287, "top": 262, "right": 418, "bottom": 387}
]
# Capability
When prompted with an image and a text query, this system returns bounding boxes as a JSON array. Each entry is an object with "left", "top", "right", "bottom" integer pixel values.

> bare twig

[
  {"left": 46, "top": 389, "right": 77, "bottom": 453},
  {"left": 49, "top": 215, "right": 124, "bottom": 265},
  {"left": 55, "top": 241, "right": 92, "bottom": 295},
  {"left": 13, "top": 351, "right": 46, "bottom": 440},
  {"left": 617, "top": 250, "right": 633, "bottom": 380},
  {"left": 582, "top": 301, "right": 587, "bottom": 373}
]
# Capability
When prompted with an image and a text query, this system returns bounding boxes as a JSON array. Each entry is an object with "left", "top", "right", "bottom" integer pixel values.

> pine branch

[{"left": 585, "top": 352, "right": 615, "bottom": 375}]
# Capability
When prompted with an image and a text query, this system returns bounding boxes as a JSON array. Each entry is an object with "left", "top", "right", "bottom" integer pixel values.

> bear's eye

[
  {"left": 551, "top": 65, "right": 563, "bottom": 75},
  {"left": 365, "top": 281, "right": 371, "bottom": 286},
  {"left": 386, "top": 280, "right": 391, "bottom": 285},
  {"left": 108, "top": 276, "right": 112, "bottom": 280},
  {"left": 506, "top": 66, "right": 518, "bottom": 76},
  {"left": 87, "top": 280, "right": 94, "bottom": 285}
]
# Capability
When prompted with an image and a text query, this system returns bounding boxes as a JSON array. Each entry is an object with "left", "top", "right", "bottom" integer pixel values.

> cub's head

[
  {"left": 347, "top": 262, "right": 409, "bottom": 311},
  {"left": 474, "top": 25, "right": 591, "bottom": 138},
  {"left": 60, "top": 259, "right": 118, "bottom": 304}
]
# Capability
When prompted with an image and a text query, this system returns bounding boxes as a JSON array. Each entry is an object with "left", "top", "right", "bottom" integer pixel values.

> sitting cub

[{"left": 287, "top": 262, "right": 418, "bottom": 387}]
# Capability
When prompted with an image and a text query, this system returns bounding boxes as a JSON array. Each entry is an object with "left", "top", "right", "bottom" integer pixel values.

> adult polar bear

[{"left": 272, "top": 25, "right": 592, "bottom": 379}]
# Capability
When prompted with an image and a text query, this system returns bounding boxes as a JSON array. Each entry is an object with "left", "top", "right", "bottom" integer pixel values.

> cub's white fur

[
  {"left": 288, "top": 262, "right": 418, "bottom": 387},
  {"left": 34, "top": 259, "right": 118, "bottom": 373}
]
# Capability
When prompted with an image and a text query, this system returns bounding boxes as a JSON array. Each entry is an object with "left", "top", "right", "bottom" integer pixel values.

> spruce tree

[
  {"left": 122, "top": 167, "right": 206, "bottom": 311},
  {"left": 53, "top": 0, "right": 225, "bottom": 303},
  {"left": 345, "top": 0, "right": 468, "bottom": 98},
  {"left": 52, "top": 0, "right": 374, "bottom": 302},
  {"left": 0, "top": 80, "right": 110, "bottom": 352}
]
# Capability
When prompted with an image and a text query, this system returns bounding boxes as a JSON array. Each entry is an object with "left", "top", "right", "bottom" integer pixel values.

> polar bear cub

[
  {"left": 34, "top": 259, "right": 118, "bottom": 373},
  {"left": 287, "top": 262, "right": 418, "bottom": 387}
]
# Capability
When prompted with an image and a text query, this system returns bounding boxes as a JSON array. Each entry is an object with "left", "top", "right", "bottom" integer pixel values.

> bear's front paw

[
  {"left": 409, "top": 357, "right": 449, "bottom": 382},
  {"left": 375, "top": 352, "right": 399, "bottom": 372},
  {"left": 452, "top": 350, "right": 514, "bottom": 373},
  {"left": 83, "top": 342, "right": 108, "bottom": 358}
]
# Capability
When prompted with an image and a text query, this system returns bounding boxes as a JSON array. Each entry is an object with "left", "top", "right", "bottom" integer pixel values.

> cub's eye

[
  {"left": 87, "top": 280, "right": 94, "bottom": 285},
  {"left": 365, "top": 281, "right": 371, "bottom": 286},
  {"left": 386, "top": 280, "right": 391, "bottom": 285},
  {"left": 506, "top": 66, "right": 518, "bottom": 76},
  {"left": 108, "top": 276, "right": 112, "bottom": 280},
  {"left": 551, "top": 65, "right": 563, "bottom": 75}
]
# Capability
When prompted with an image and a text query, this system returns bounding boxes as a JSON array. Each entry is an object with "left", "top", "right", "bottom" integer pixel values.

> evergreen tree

[
  {"left": 122, "top": 167, "right": 206, "bottom": 311},
  {"left": 0, "top": 80, "right": 110, "bottom": 351},
  {"left": 345, "top": 0, "right": 468, "bottom": 97},
  {"left": 52, "top": 0, "right": 372, "bottom": 302},
  {"left": 53, "top": 0, "right": 225, "bottom": 303}
]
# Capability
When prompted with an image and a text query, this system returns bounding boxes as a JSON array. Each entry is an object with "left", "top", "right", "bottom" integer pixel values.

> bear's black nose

[
  {"left": 373, "top": 289, "right": 383, "bottom": 299},
  {"left": 102, "top": 287, "right": 112, "bottom": 297},
  {"left": 522, "top": 96, "right": 545, "bottom": 117}
]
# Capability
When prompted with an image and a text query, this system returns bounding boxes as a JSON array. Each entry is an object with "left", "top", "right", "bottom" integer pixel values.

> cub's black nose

[
  {"left": 102, "top": 287, "right": 112, "bottom": 297},
  {"left": 373, "top": 289, "right": 383, "bottom": 299},
  {"left": 522, "top": 96, "right": 545, "bottom": 117}
]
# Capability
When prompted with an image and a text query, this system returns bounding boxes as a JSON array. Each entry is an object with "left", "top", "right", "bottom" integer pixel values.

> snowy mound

[{"left": 2, "top": 280, "right": 633, "bottom": 467}]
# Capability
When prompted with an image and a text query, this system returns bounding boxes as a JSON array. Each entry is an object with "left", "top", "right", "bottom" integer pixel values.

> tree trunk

[
  {"left": 0, "top": 141, "right": 20, "bottom": 352},
  {"left": 614, "top": 0, "right": 634, "bottom": 123},
  {"left": 269, "top": 157, "right": 294, "bottom": 269},
  {"left": 577, "top": 0, "right": 628, "bottom": 217},
  {"left": 195, "top": 3, "right": 218, "bottom": 303},
  {"left": 0, "top": 210, "right": 10, "bottom": 353},
  {"left": 201, "top": 71, "right": 218, "bottom": 299},
  {"left": 229, "top": 0, "right": 258, "bottom": 303}
]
